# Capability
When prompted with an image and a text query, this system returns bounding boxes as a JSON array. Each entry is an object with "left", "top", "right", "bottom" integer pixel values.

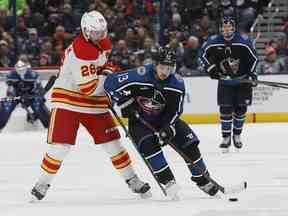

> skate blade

[
  {"left": 166, "top": 183, "right": 181, "bottom": 200},
  {"left": 140, "top": 190, "right": 152, "bottom": 199},
  {"left": 29, "top": 195, "right": 40, "bottom": 203},
  {"left": 170, "top": 194, "right": 180, "bottom": 201},
  {"left": 221, "top": 148, "right": 230, "bottom": 153},
  {"left": 234, "top": 148, "right": 241, "bottom": 153}
]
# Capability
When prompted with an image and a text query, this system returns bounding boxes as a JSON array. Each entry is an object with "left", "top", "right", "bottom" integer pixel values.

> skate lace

[
  {"left": 199, "top": 182, "right": 214, "bottom": 193},
  {"left": 35, "top": 183, "right": 50, "bottom": 195},
  {"left": 127, "top": 176, "right": 145, "bottom": 191},
  {"left": 222, "top": 137, "right": 230, "bottom": 144},
  {"left": 234, "top": 135, "right": 241, "bottom": 143}
]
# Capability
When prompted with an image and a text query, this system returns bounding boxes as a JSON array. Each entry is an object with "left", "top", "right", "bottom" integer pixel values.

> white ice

[{"left": 0, "top": 115, "right": 288, "bottom": 216}]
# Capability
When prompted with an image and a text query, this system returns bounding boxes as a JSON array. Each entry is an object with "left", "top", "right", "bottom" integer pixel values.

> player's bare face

[
  {"left": 89, "top": 29, "right": 107, "bottom": 44},
  {"left": 156, "top": 64, "right": 174, "bottom": 80},
  {"left": 222, "top": 23, "right": 234, "bottom": 39}
]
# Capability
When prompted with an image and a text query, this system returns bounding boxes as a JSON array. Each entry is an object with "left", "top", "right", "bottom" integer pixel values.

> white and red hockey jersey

[{"left": 51, "top": 34, "right": 112, "bottom": 113}]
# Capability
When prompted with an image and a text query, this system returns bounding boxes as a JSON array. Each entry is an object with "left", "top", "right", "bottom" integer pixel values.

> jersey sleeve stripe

[{"left": 202, "top": 44, "right": 225, "bottom": 65}]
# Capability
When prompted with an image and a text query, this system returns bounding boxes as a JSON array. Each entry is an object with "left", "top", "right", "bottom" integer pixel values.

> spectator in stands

[
  {"left": 51, "top": 44, "right": 64, "bottom": 66},
  {"left": 275, "top": 33, "right": 288, "bottom": 57},
  {"left": 193, "top": 15, "right": 217, "bottom": 45},
  {"left": 40, "top": 40, "right": 53, "bottom": 55},
  {"left": 61, "top": 3, "right": 77, "bottom": 33},
  {"left": 16, "top": 16, "right": 28, "bottom": 41},
  {"left": 0, "top": 8, "right": 9, "bottom": 31},
  {"left": 0, "top": 39, "right": 11, "bottom": 66},
  {"left": 257, "top": 46, "right": 286, "bottom": 74},
  {"left": 125, "top": 28, "right": 139, "bottom": 52},
  {"left": 141, "top": 37, "right": 157, "bottom": 65},
  {"left": 52, "top": 25, "right": 72, "bottom": 50},
  {"left": 38, "top": 53, "right": 50, "bottom": 67},
  {"left": 237, "top": 0, "right": 257, "bottom": 33},
  {"left": 43, "top": 13, "right": 62, "bottom": 36},
  {"left": 179, "top": 35, "right": 201, "bottom": 76},
  {"left": 114, "top": 39, "right": 133, "bottom": 70},
  {"left": 21, "top": 28, "right": 43, "bottom": 66},
  {"left": 180, "top": 0, "right": 204, "bottom": 24}
]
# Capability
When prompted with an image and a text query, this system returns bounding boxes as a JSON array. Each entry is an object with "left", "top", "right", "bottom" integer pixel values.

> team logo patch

[{"left": 137, "top": 66, "right": 146, "bottom": 76}]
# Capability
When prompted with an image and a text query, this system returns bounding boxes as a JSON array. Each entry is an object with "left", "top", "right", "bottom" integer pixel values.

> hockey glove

[
  {"left": 119, "top": 98, "right": 140, "bottom": 120},
  {"left": 249, "top": 73, "right": 258, "bottom": 87},
  {"left": 207, "top": 64, "right": 221, "bottom": 80},
  {"left": 158, "top": 125, "right": 176, "bottom": 144}
]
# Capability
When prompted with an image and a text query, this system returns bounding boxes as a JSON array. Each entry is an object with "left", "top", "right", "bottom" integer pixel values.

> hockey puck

[{"left": 229, "top": 198, "right": 238, "bottom": 202}]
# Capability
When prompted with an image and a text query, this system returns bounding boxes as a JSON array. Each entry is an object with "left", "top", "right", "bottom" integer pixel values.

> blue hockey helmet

[{"left": 220, "top": 16, "right": 236, "bottom": 40}]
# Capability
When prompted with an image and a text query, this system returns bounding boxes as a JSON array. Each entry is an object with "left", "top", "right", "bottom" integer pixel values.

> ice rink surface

[{"left": 0, "top": 115, "right": 288, "bottom": 216}]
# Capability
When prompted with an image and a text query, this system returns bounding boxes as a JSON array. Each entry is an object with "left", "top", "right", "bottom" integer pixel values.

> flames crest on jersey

[{"left": 136, "top": 89, "right": 166, "bottom": 115}]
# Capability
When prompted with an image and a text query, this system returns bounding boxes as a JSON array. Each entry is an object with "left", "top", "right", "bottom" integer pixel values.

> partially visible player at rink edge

[
  {"left": 198, "top": 16, "right": 258, "bottom": 153},
  {"left": 104, "top": 46, "right": 220, "bottom": 200},
  {"left": 30, "top": 10, "right": 151, "bottom": 201},
  {"left": 0, "top": 60, "right": 50, "bottom": 130}
]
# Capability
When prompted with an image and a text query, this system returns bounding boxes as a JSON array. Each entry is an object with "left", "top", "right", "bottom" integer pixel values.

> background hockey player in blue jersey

[
  {"left": 0, "top": 60, "right": 50, "bottom": 130},
  {"left": 199, "top": 16, "right": 258, "bottom": 152},
  {"left": 104, "top": 47, "right": 219, "bottom": 199}
]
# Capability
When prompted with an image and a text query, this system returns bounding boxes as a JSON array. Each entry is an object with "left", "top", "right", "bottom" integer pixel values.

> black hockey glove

[
  {"left": 207, "top": 64, "right": 221, "bottom": 80},
  {"left": 119, "top": 98, "right": 140, "bottom": 120},
  {"left": 249, "top": 73, "right": 258, "bottom": 87},
  {"left": 158, "top": 125, "right": 176, "bottom": 144}
]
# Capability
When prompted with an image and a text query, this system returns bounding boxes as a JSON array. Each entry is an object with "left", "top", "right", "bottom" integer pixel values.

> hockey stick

[
  {"left": 108, "top": 106, "right": 167, "bottom": 196},
  {"left": 135, "top": 113, "right": 247, "bottom": 195},
  {"left": 239, "top": 79, "right": 288, "bottom": 89}
]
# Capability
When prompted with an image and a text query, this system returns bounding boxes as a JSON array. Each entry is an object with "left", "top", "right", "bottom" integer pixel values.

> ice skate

[
  {"left": 233, "top": 135, "right": 243, "bottom": 151},
  {"left": 126, "top": 175, "right": 152, "bottom": 199},
  {"left": 198, "top": 181, "right": 219, "bottom": 196},
  {"left": 164, "top": 180, "right": 181, "bottom": 201},
  {"left": 192, "top": 175, "right": 219, "bottom": 196},
  {"left": 219, "top": 136, "right": 231, "bottom": 153},
  {"left": 30, "top": 182, "right": 50, "bottom": 202}
]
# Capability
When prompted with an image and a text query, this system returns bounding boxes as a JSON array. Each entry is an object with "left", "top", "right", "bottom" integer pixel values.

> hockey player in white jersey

[{"left": 31, "top": 10, "right": 151, "bottom": 201}]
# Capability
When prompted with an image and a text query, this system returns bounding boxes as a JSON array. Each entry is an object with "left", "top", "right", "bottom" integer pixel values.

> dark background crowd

[{"left": 0, "top": 0, "right": 287, "bottom": 76}]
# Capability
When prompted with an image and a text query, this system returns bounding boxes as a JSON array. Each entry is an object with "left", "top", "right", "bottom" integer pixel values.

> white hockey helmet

[
  {"left": 81, "top": 10, "right": 108, "bottom": 43},
  {"left": 15, "top": 60, "right": 31, "bottom": 75}
]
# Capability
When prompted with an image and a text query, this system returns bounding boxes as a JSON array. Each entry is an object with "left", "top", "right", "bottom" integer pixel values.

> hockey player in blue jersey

[
  {"left": 199, "top": 16, "right": 258, "bottom": 152},
  {"left": 0, "top": 60, "right": 50, "bottom": 130},
  {"left": 104, "top": 47, "right": 219, "bottom": 199}
]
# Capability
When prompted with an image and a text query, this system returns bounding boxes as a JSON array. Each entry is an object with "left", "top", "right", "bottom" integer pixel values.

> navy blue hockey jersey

[
  {"left": 6, "top": 69, "right": 41, "bottom": 96},
  {"left": 104, "top": 64, "right": 185, "bottom": 126},
  {"left": 198, "top": 32, "right": 258, "bottom": 84}
]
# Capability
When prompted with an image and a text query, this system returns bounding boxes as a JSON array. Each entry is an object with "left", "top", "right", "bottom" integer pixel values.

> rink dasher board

[{"left": 1, "top": 73, "right": 288, "bottom": 123}]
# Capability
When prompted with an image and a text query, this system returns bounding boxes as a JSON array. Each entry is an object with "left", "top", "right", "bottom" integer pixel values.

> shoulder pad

[
  {"left": 240, "top": 33, "right": 249, "bottom": 40},
  {"left": 210, "top": 34, "right": 218, "bottom": 40},
  {"left": 7, "top": 71, "right": 18, "bottom": 78},
  {"left": 175, "top": 73, "right": 184, "bottom": 82}
]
